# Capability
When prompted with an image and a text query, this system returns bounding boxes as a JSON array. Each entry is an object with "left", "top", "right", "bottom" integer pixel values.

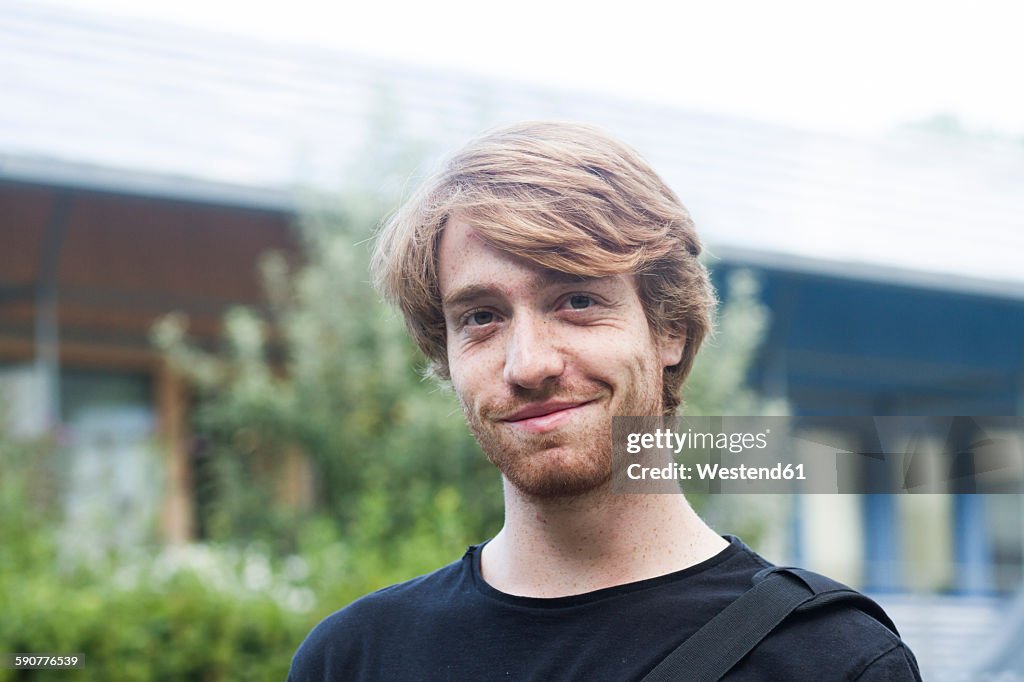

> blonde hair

[{"left": 372, "top": 121, "right": 715, "bottom": 415}]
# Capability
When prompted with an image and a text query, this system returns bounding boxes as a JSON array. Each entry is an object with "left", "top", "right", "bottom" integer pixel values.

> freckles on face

[
  {"left": 439, "top": 222, "right": 630, "bottom": 384},
  {"left": 437, "top": 218, "right": 670, "bottom": 405},
  {"left": 436, "top": 217, "right": 674, "bottom": 497}
]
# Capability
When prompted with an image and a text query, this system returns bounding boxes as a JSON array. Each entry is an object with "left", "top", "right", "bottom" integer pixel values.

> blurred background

[{"left": 1, "top": 0, "right": 1023, "bottom": 679}]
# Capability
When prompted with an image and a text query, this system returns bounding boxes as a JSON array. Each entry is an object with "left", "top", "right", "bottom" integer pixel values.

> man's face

[{"left": 438, "top": 218, "right": 685, "bottom": 498}]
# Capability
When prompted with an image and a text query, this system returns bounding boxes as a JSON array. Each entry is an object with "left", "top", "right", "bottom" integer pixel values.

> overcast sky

[{"left": 39, "top": 0, "right": 1024, "bottom": 137}]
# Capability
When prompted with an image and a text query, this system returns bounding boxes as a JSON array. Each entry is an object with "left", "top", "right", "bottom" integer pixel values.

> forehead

[{"left": 438, "top": 218, "right": 572, "bottom": 296}]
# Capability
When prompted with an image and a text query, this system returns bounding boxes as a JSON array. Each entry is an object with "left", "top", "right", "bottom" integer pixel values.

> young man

[{"left": 288, "top": 122, "right": 920, "bottom": 680}]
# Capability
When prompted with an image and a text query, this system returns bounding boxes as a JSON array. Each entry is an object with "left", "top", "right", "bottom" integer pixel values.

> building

[
  {"left": 2, "top": 3, "right": 1022, "bottom": 677},
  {"left": 0, "top": 156, "right": 297, "bottom": 544}
]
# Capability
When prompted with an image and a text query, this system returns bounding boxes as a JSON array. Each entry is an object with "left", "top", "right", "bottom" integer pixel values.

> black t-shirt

[{"left": 288, "top": 536, "right": 921, "bottom": 681}]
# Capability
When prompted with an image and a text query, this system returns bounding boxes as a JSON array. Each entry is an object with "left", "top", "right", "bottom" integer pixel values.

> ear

[{"left": 657, "top": 327, "right": 686, "bottom": 369}]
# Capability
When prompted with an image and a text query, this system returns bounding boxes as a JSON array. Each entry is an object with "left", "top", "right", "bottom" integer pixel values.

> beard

[{"left": 460, "top": 369, "right": 664, "bottom": 500}]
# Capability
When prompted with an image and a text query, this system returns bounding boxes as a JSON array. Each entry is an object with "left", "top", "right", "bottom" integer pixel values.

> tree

[{"left": 154, "top": 189, "right": 499, "bottom": 557}]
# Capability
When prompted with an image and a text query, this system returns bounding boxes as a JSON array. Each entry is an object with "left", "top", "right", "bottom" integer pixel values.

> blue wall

[{"left": 714, "top": 264, "right": 1024, "bottom": 592}]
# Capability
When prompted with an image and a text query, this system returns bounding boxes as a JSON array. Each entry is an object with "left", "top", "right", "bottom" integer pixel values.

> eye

[
  {"left": 466, "top": 310, "right": 495, "bottom": 326},
  {"left": 567, "top": 294, "right": 593, "bottom": 310}
]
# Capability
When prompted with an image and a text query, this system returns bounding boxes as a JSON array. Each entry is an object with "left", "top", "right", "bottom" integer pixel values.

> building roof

[
  {"left": 0, "top": 153, "right": 294, "bottom": 212},
  {"left": 4, "top": 1, "right": 1023, "bottom": 298}
]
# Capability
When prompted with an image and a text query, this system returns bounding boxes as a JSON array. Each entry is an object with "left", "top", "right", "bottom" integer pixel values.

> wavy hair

[{"left": 371, "top": 121, "right": 716, "bottom": 415}]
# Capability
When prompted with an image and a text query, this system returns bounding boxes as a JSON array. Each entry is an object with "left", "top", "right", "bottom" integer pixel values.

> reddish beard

[{"left": 461, "top": 376, "right": 663, "bottom": 499}]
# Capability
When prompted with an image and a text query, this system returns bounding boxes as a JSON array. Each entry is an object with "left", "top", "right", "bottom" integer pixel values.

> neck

[{"left": 480, "top": 478, "right": 727, "bottom": 598}]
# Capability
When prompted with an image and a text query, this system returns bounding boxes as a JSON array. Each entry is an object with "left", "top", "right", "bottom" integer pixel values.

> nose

[{"left": 503, "top": 313, "right": 565, "bottom": 390}]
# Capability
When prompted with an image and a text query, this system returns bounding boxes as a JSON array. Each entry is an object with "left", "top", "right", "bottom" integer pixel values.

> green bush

[
  {"left": 0, "top": 569, "right": 306, "bottom": 681},
  {"left": 0, "top": 422, "right": 482, "bottom": 681},
  {"left": 0, "top": 434, "right": 312, "bottom": 681},
  {"left": 153, "top": 190, "right": 502, "bottom": 553}
]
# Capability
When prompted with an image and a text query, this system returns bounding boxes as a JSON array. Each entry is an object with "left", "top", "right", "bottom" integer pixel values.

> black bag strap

[
  {"left": 782, "top": 567, "right": 899, "bottom": 637},
  {"left": 639, "top": 566, "right": 899, "bottom": 682}
]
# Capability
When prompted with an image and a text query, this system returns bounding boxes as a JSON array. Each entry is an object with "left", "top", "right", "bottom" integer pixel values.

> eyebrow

[
  {"left": 442, "top": 284, "right": 502, "bottom": 312},
  {"left": 441, "top": 273, "right": 607, "bottom": 312}
]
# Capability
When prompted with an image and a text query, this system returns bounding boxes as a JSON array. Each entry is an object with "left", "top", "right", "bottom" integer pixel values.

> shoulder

[
  {"left": 751, "top": 569, "right": 921, "bottom": 681},
  {"left": 725, "top": 542, "right": 921, "bottom": 680},
  {"left": 760, "top": 598, "right": 921, "bottom": 680},
  {"left": 288, "top": 555, "right": 467, "bottom": 681}
]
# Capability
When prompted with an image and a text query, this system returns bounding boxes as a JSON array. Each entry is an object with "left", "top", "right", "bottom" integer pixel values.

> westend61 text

[
  {"left": 625, "top": 427, "right": 770, "bottom": 454},
  {"left": 627, "top": 462, "right": 806, "bottom": 481}
]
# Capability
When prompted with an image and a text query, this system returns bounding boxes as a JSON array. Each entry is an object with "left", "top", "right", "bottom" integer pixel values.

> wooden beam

[
  {"left": 155, "top": 359, "right": 194, "bottom": 544},
  {"left": 277, "top": 445, "right": 314, "bottom": 510}
]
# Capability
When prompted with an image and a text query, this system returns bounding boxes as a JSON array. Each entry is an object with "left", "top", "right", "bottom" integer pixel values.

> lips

[
  {"left": 503, "top": 401, "right": 589, "bottom": 421},
  {"left": 499, "top": 400, "right": 595, "bottom": 433}
]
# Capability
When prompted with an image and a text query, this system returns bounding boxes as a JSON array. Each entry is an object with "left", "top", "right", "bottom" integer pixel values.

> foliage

[
  {"left": 1, "top": 558, "right": 306, "bottom": 682},
  {"left": 685, "top": 269, "right": 782, "bottom": 417},
  {"left": 0, "top": 429, "right": 302, "bottom": 681},
  {"left": 152, "top": 186, "right": 502, "bottom": 555},
  {"left": 683, "top": 269, "right": 791, "bottom": 548},
  {"left": 0, "top": 423, "right": 477, "bottom": 681},
  {"left": 0, "top": 429, "right": 63, "bottom": 596}
]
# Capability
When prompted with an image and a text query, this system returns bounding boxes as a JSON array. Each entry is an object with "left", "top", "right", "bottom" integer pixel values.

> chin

[
  {"left": 504, "top": 468, "right": 612, "bottom": 500},
  {"left": 493, "top": 442, "right": 613, "bottom": 499}
]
